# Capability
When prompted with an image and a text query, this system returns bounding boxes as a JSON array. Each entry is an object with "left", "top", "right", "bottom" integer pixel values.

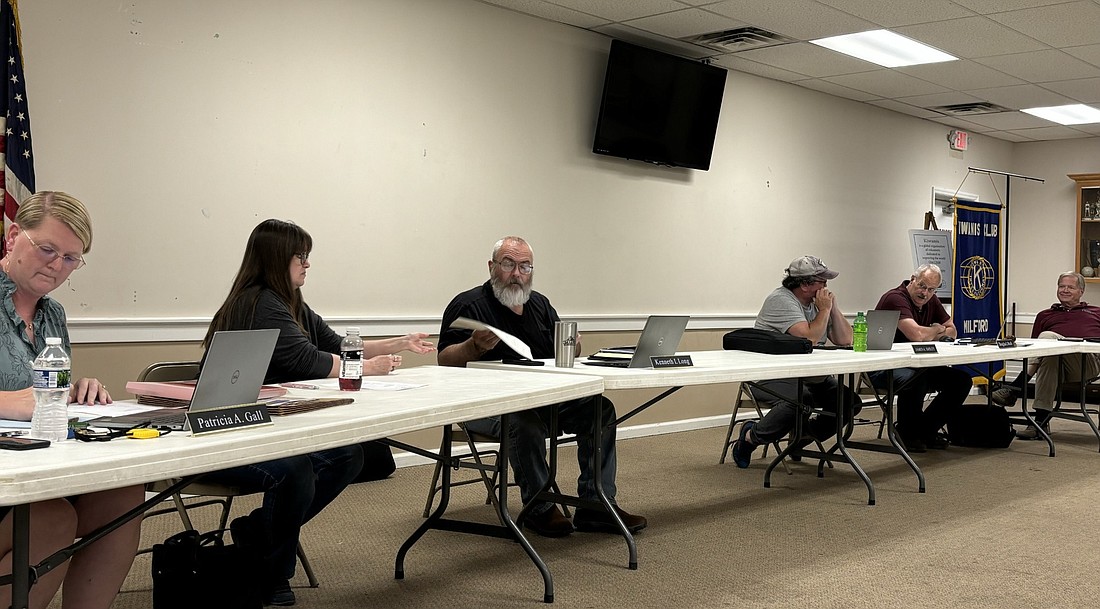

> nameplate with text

[
  {"left": 996, "top": 338, "right": 1017, "bottom": 348},
  {"left": 187, "top": 403, "right": 273, "bottom": 435},
  {"left": 651, "top": 354, "right": 693, "bottom": 368},
  {"left": 912, "top": 344, "right": 938, "bottom": 354}
]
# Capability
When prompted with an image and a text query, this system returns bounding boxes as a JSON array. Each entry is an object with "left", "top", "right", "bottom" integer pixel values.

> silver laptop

[
  {"left": 584, "top": 315, "right": 689, "bottom": 368},
  {"left": 866, "top": 310, "right": 901, "bottom": 350},
  {"left": 96, "top": 329, "right": 280, "bottom": 431}
]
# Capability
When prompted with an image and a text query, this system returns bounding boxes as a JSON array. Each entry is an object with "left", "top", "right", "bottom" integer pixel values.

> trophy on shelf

[{"left": 1091, "top": 240, "right": 1100, "bottom": 268}]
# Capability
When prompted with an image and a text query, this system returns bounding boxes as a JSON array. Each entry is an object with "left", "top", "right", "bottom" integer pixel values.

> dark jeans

[
  {"left": 749, "top": 377, "right": 861, "bottom": 444},
  {"left": 200, "top": 445, "right": 364, "bottom": 581},
  {"left": 869, "top": 366, "right": 971, "bottom": 439},
  {"left": 464, "top": 395, "right": 618, "bottom": 515}
]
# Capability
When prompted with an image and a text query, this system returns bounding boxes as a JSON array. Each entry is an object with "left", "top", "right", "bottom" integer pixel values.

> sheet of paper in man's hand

[{"left": 450, "top": 317, "right": 534, "bottom": 360}]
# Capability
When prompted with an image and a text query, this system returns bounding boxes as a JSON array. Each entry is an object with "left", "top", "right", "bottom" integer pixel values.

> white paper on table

[
  {"left": 0, "top": 419, "right": 32, "bottom": 429},
  {"left": 450, "top": 317, "right": 534, "bottom": 360},
  {"left": 360, "top": 380, "right": 426, "bottom": 391},
  {"left": 67, "top": 403, "right": 164, "bottom": 418}
]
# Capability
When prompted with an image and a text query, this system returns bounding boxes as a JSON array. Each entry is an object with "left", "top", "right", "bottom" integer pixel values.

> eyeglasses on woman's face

[
  {"left": 293, "top": 252, "right": 310, "bottom": 265},
  {"left": 21, "top": 230, "right": 85, "bottom": 271}
]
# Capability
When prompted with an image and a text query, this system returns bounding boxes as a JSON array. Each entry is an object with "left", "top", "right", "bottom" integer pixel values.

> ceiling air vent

[
  {"left": 684, "top": 27, "right": 796, "bottom": 52},
  {"left": 929, "top": 102, "right": 1011, "bottom": 116}
]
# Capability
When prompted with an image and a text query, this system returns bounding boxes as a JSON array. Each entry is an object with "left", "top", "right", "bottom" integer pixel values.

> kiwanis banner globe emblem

[{"left": 953, "top": 201, "right": 1003, "bottom": 380}]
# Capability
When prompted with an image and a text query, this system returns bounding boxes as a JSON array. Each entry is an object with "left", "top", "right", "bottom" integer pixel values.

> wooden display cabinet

[{"left": 1070, "top": 173, "right": 1100, "bottom": 283}]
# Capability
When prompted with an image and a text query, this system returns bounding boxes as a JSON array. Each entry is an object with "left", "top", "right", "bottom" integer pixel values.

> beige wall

[{"left": 22, "top": 0, "right": 1095, "bottom": 451}]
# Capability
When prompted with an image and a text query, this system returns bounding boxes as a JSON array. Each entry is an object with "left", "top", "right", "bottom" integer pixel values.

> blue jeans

[
  {"left": 464, "top": 395, "right": 618, "bottom": 515},
  {"left": 200, "top": 445, "right": 364, "bottom": 580},
  {"left": 868, "top": 367, "right": 971, "bottom": 438}
]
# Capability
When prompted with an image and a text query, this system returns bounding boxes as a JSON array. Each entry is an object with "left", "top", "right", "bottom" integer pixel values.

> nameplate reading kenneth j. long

[
  {"left": 912, "top": 344, "right": 939, "bottom": 354},
  {"left": 996, "top": 338, "right": 1017, "bottom": 348},
  {"left": 187, "top": 403, "right": 273, "bottom": 436},
  {"left": 651, "top": 355, "right": 693, "bottom": 368}
]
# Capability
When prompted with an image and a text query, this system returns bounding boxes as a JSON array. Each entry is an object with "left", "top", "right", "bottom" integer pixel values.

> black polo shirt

[{"left": 438, "top": 281, "right": 559, "bottom": 360}]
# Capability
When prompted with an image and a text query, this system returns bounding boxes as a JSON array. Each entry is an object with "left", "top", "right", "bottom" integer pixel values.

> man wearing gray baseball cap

[{"left": 730, "top": 255, "right": 860, "bottom": 468}]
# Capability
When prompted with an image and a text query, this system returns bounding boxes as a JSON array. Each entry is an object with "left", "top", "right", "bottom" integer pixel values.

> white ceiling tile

[
  {"left": 1063, "top": 44, "right": 1100, "bottom": 69},
  {"left": 1073, "top": 123, "right": 1100, "bottom": 135},
  {"left": 1041, "top": 78, "right": 1100, "bottom": 104},
  {"left": 793, "top": 77, "right": 881, "bottom": 101},
  {"left": 1005, "top": 125, "right": 1095, "bottom": 139},
  {"left": 711, "top": 54, "right": 810, "bottom": 81},
  {"left": 898, "top": 59, "right": 1024, "bottom": 91},
  {"left": 895, "top": 16, "right": 1047, "bottom": 59},
  {"left": 477, "top": 0, "right": 612, "bottom": 27},
  {"left": 975, "top": 50, "right": 1100, "bottom": 83},
  {"left": 823, "top": 70, "right": 951, "bottom": 98},
  {"left": 866, "top": 98, "right": 948, "bottom": 119},
  {"left": 951, "top": 0, "right": 1072, "bottom": 13},
  {"left": 590, "top": 23, "right": 716, "bottom": 57},
  {"left": 986, "top": 1, "right": 1100, "bottom": 49},
  {"left": 815, "top": 0, "right": 976, "bottom": 27},
  {"left": 547, "top": 0, "right": 689, "bottom": 22},
  {"left": 702, "top": 0, "right": 877, "bottom": 39},
  {"left": 964, "top": 84, "right": 1076, "bottom": 109},
  {"left": 895, "top": 91, "right": 985, "bottom": 108},
  {"left": 981, "top": 130, "right": 1038, "bottom": 142},
  {"left": 734, "top": 42, "right": 875, "bottom": 78},
  {"left": 624, "top": 7, "right": 746, "bottom": 39},
  {"left": 961, "top": 111, "right": 1053, "bottom": 130},
  {"left": 927, "top": 115, "right": 1000, "bottom": 132}
]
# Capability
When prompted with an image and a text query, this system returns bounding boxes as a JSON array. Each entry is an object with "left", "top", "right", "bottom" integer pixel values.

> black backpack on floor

[{"left": 947, "top": 404, "right": 1016, "bottom": 448}]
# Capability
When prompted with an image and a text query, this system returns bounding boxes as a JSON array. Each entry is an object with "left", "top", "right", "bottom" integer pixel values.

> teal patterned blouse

[{"left": 0, "top": 269, "right": 71, "bottom": 391}]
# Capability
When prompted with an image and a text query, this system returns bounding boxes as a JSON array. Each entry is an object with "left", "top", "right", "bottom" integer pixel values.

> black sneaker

[
  {"left": 731, "top": 421, "right": 757, "bottom": 469},
  {"left": 924, "top": 432, "right": 950, "bottom": 450},
  {"left": 990, "top": 386, "right": 1019, "bottom": 407},
  {"left": 264, "top": 580, "right": 296, "bottom": 606}
]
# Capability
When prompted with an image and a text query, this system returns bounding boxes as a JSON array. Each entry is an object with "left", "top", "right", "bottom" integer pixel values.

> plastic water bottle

[
  {"left": 339, "top": 327, "right": 364, "bottom": 391},
  {"left": 30, "top": 337, "right": 71, "bottom": 443},
  {"left": 853, "top": 311, "right": 868, "bottom": 353}
]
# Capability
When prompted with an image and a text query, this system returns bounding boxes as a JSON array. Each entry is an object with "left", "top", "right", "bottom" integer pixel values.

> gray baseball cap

[{"left": 785, "top": 255, "right": 839, "bottom": 280}]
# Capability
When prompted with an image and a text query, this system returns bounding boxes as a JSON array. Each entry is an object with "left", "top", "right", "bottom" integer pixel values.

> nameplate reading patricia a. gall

[
  {"left": 912, "top": 344, "right": 939, "bottom": 354},
  {"left": 651, "top": 355, "right": 693, "bottom": 369},
  {"left": 187, "top": 403, "right": 273, "bottom": 435}
]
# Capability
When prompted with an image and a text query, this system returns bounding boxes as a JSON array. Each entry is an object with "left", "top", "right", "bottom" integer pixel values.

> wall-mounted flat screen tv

[{"left": 592, "top": 40, "right": 727, "bottom": 171}]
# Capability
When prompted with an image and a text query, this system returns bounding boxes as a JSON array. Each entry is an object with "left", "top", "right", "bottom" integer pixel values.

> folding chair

[{"left": 137, "top": 361, "right": 318, "bottom": 587}]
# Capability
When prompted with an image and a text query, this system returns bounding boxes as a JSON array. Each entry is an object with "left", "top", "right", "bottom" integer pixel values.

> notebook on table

[
  {"left": 867, "top": 310, "right": 901, "bottom": 351},
  {"left": 95, "top": 329, "right": 280, "bottom": 431},
  {"left": 584, "top": 315, "right": 689, "bottom": 368}
]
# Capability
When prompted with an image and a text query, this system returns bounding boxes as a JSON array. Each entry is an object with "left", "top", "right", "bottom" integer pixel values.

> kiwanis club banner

[{"left": 952, "top": 200, "right": 1003, "bottom": 381}]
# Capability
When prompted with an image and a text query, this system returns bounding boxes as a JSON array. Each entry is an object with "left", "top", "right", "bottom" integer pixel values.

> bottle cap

[
  {"left": 346, "top": 326, "right": 360, "bottom": 334},
  {"left": 45, "top": 337, "right": 62, "bottom": 345}
]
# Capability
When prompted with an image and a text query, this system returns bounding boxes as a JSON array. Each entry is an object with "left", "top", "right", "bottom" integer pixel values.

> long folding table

[
  {"left": 471, "top": 347, "right": 920, "bottom": 568},
  {"left": 0, "top": 366, "right": 603, "bottom": 608}
]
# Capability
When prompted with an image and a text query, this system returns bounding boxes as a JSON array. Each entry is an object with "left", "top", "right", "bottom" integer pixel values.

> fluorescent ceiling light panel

[
  {"left": 810, "top": 30, "right": 956, "bottom": 68},
  {"left": 1021, "top": 104, "right": 1100, "bottom": 125}
]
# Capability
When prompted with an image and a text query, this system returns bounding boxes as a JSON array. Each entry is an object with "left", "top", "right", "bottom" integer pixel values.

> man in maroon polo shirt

[{"left": 992, "top": 272, "right": 1100, "bottom": 438}]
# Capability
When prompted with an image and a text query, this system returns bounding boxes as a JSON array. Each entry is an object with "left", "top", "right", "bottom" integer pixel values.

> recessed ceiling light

[
  {"left": 1021, "top": 104, "right": 1100, "bottom": 125},
  {"left": 810, "top": 29, "right": 957, "bottom": 68}
]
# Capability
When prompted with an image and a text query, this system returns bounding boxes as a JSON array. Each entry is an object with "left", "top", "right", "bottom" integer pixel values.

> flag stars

[
  {"left": 16, "top": 111, "right": 23, "bottom": 121},
  {"left": 9, "top": 74, "right": 16, "bottom": 84},
  {"left": 7, "top": 56, "right": 13, "bottom": 65},
  {"left": 14, "top": 93, "right": 21, "bottom": 102},
  {"left": 19, "top": 131, "right": 27, "bottom": 140}
]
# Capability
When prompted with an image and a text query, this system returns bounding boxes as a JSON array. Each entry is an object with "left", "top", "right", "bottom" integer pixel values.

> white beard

[{"left": 492, "top": 277, "right": 532, "bottom": 308}]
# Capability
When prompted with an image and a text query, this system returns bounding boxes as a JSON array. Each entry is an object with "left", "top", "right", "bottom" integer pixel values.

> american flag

[{"left": 1, "top": 0, "right": 34, "bottom": 255}]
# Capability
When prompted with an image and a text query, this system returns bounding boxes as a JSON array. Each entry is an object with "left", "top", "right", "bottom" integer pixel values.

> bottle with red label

[{"left": 339, "top": 327, "right": 363, "bottom": 391}]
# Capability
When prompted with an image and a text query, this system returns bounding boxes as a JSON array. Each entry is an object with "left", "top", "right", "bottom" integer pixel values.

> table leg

[{"left": 10, "top": 503, "right": 30, "bottom": 609}]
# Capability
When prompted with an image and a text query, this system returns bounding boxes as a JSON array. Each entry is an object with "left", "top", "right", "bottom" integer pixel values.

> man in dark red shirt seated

[
  {"left": 992, "top": 272, "right": 1100, "bottom": 439},
  {"left": 869, "top": 264, "right": 972, "bottom": 452}
]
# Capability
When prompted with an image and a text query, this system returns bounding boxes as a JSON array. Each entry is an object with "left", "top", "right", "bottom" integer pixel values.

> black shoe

[
  {"left": 924, "top": 432, "right": 950, "bottom": 450},
  {"left": 899, "top": 434, "right": 926, "bottom": 453},
  {"left": 990, "top": 386, "right": 1019, "bottom": 407},
  {"left": 524, "top": 506, "right": 574, "bottom": 537},
  {"left": 731, "top": 421, "right": 757, "bottom": 469},
  {"left": 573, "top": 505, "right": 647, "bottom": 534},
  {"left": 264, "top": 580, "right": 296, "bottom": 606},
  {"left": 230, "top": 515, "right": 257, "bottom": 550}
]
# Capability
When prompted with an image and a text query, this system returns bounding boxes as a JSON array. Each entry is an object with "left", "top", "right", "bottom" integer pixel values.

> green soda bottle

[{"left": 853, "top": 311, "right": 868, "bottom": 352}]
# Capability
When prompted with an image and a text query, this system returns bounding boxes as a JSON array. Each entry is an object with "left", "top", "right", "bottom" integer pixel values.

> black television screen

[{"left": 592, "top": 40, "right": 727, "bottom": 171}]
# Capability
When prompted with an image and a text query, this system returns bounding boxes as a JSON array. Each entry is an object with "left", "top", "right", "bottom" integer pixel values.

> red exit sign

[{"left": 948, "top": 129, "right": 968, "bottom": 151}]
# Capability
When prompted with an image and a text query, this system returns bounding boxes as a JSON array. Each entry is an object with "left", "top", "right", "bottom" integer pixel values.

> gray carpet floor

[{"left": 69, "top": 418, "right": 1100, "bottom": 608}]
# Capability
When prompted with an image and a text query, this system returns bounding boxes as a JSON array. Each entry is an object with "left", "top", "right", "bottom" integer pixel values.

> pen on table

[
  {"left": 0, "top": 430, "right": 27, "bottom": 437},
  {"left": 281, "top": 383, "right": 320, "bottom": 390}
]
